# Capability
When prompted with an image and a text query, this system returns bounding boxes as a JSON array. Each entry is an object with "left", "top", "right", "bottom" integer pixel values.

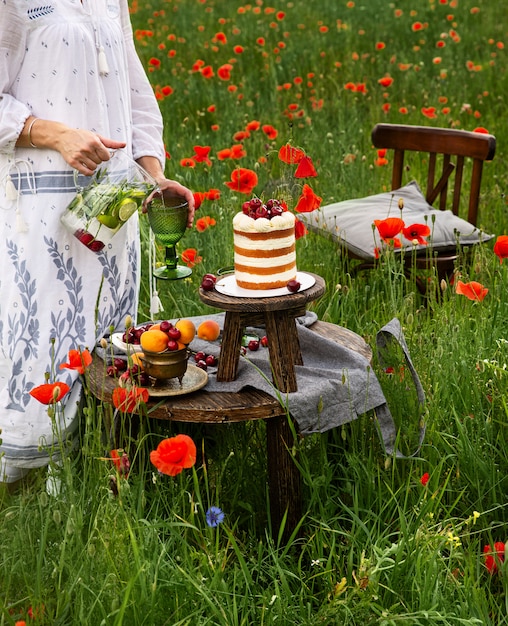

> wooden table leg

[
  {"left": 216, "top": 312, "right": 243, "bottom": 382},
  {"left": 264, "top": 310, "right": 300, "bottom": 392},
  {"left": 265, "top": 411, "right": 301, "bottom": 541}
]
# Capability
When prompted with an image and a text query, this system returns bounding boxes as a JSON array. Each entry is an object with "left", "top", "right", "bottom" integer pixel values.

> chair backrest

[{"left": 371, "top": 123, "right": 496, "bottom": 226}]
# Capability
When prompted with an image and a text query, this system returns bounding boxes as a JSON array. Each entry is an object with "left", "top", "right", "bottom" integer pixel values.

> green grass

[{"left": 2, "top": 0, "right": 508, "bottom": 623}]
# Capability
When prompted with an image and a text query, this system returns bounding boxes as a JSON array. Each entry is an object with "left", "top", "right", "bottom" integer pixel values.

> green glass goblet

[{"left": 147, "top": 197, "right": 192, "bottom": 280}]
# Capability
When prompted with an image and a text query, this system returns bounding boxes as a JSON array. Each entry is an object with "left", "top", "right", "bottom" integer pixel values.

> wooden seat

[{"left": 369, "top": 123, "right": 496, "bottom": 288}]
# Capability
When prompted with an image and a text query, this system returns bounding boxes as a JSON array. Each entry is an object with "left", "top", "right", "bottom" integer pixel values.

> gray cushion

[{"left": 301, "top": 181, "right": 493, "bottom": 260}]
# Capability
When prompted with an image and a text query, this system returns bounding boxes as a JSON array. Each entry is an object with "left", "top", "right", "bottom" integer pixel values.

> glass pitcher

[{"left": 61, "top": 150, "right": 157, "bottom": 253}]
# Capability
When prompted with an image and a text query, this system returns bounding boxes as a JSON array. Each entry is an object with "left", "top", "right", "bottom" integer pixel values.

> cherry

[
  {"left": 203, "top": 273, "right": 217, "bottom": 284},
  {"left": 201, "top": 277, "right": 215, "bottom": 292},
  {"left": 249, "top": 197, "right": 263, "bottom": 210},
  {"left": 113, "top": 358, "right": 127, "bottom": 371},
  {"left": 196, "top": 360, "right": 207, "bottom": 371},
  {"left": 75, "top": 229, "right": 94, "bottom": 246},
  {"left": 194, "top": 351, "right": 206, "bottom": 362},
  {"left": 166, "top": 339, "right": 179, "bottom": 351},
  {"left": 107, "top": 365, "right": 118, "bottom": 377},
  {"left": 287, "top": 279, "right": 301, "bottom": 293},
  {"left": 205, "top": 354, "right": 217, "bottom": 366},
  {"left": 160, "top": 320, "right": 173, "bottom": 333},
  {"left": 88, "top": 239, "right": 105, "bottom": 252},
  {"left": 248, "top": 339, "right": 260, "bottom": 351},
  {"left": 255, "top": 205, "right": 268, "bottom": 219},
  {"left": 260, "top": 335, "right": 269, "bottom": 347},
  {"left": 167, "top": 327, "right": 182, "bottom": 341}
]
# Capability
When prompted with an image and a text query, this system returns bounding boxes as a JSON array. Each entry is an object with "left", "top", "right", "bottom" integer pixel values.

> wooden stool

[{"left": 199, "top": 273, "right": 326, "bottom": 392}]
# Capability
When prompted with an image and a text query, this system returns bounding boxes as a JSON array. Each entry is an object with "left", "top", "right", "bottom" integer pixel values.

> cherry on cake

[{"left": 233, "top": 198, "right": 297, "bottom": 290}]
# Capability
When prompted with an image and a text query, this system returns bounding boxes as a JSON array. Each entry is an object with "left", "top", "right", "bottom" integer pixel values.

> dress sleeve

[
  {"left": 119, "top": 0, "right": 166, "bottom": 169},
  {"left": 0, "top": 4, "right": 31, "bottom": 155}
]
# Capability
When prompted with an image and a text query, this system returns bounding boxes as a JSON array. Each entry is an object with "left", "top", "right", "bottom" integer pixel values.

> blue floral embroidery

[
  {"left": 5, "top": 240, "right": 40, "bottom": 411},
  {"left": 45, "top": 236, "right": 87, "bottom": 344},
  {"left": 97, "top": 241, "right": 138, "bottom": 333}
]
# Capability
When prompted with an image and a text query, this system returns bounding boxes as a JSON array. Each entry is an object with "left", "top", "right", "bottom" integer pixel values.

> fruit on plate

[
  {"left": 287, "top": 279, "right": 301, "bottom": 293},
  {"left": 200, "top": 273, "right": 217, "bottom": 292}
]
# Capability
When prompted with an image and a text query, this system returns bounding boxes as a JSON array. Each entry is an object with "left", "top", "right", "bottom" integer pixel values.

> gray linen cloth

[{"left": 187, "top": 314, "right": 425, "bottom": 456}]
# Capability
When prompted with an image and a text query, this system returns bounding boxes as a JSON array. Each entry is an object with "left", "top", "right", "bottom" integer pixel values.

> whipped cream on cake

[{"left": 233, "top": 199, "right": 297, "bottom": 290}]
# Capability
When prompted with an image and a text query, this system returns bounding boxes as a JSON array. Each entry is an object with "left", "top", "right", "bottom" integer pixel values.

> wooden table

[
  {"left": 89, "top": 320, "right": 371, "bottom": 540},
  {"left": 199, "top": 273, "right": 326, "bottom": 392}
]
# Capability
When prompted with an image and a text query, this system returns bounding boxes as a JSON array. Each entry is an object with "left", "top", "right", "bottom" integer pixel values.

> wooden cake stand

[{"left": 199, "top": 272, "right": 326, "bottom": 393}]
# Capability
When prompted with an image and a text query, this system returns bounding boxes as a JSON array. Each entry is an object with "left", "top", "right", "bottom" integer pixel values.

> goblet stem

[{"left": 165, "top": 245, "right": 178, "bottom": 272}]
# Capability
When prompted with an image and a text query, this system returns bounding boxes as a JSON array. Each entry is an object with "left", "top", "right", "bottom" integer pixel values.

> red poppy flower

[
  {"left": 225, "top": 168, "right": 258, "bottom": 194},
  {"left": 200, "top": 65, "right": 214, "bottom": 79},
  {"left": 294, "top": 184, "right": 322, "bottom": 213},
  {"left": 217, "top": 148, "right": 232, "bottom": 160},
  {"left": 112, "top": 386, "right": 149, "bottom": 413},
  {"left": 60, "top": 349, "right": 92, "bottom": 375},
  {"left": 378, "top": 76, "right": 393, "bottom": 87},
  {"left": 196, "top": 216, "right": 216, "bottom": 232},
  {"left": 493, "top": 235, "right": 508, "bottom": 263},
  {"left": 421, "top": 106, "right": 437, "bottom": 119},
  {"left": 193, "top": 192, "right": 206, "bottom": 210},
  {"left": 455, "top": 280, "right": 488, "bottom": 302},
  {"left": 150, "top": 434, "right": 197, "bottom": 476},
  {"left": 294, "top": 218, "right": 308, "bottom": 240},
  {"left": 262, "top": 124, "right": 278, "bottom": 140},
  {"left": 148, "top": 57, "right": 161, "bottom": 68},
  {"left": 294, "top": 155, "right": 318, "bottom": 178},
  {"left": 192, "top": 145, "right": 212, "bottom": 166},
  {"left": 206, "top": 188, "right": 221, "bottom": 200},
  {"left": 483, "top": 542, "right": 505, "bottom": 574},
  {"left": 403, "top": 223, "right": 431, "bottom": 245},
  {"left": 30, "top": 382, "right": 71, "bottom": 405},
  {"left": 180, "top": 158, "right": 196, "bottom": 168},
  {"left": 233, "top": 130, "right": 250, "bottom": 142},
  {"left": 181, "top": 248, "right": 203, "bottom": 267},
  {"left": 111, "top": 449, "right": 130, "bottom": 478},
  {"left": 278, "top": 143, "right": 305, "bottom": 164},
  {"left": 217, "top": 63, "right": 233, "bottom": 80},
  {"left": 246, "top": 120, "right": 260, "bottom": 131},
  {"left": 230, "top": 144, "right": 246, "bottom": 159},
  {"left": 420, "top": 472, "right": 430, "bottom": 486},
  {"left": 473, "top": 127, "right": 490, "bottom": 134},
  {"left": 374, "top": 217, "right": 405, "bottom": 242}
]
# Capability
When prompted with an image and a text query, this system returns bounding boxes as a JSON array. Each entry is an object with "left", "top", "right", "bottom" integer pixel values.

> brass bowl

[{"left": 140, "top": 347, "right": 189, "bottom": 383}]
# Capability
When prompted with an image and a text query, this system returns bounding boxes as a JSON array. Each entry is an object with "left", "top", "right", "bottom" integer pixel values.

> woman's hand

[
  {"left": 137, "top": 155, "right": 195, "bottom": 228},
  {"left": 55, "top": 129, "right": 126, "bottom": 175},
  {"left": 17, "top": 117, "right": 126, "bottom": 175}
]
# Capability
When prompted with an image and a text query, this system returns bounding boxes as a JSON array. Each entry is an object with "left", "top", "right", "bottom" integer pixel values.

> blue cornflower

[{"left": 205, "top": 506, "right": 225, "bottom": 528}]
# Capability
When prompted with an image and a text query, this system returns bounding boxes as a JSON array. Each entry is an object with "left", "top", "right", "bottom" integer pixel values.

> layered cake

[{"left": 233, "top": 198, "right": 297, "bottom": 290}]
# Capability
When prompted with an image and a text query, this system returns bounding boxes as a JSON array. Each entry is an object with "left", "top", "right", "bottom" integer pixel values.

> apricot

[
  {"left": 197, "top": 319, "right": 221, "bottom": 342},
  {"left": 140, "top": 328, "right": 170, "bottom": 353},
  {"left": 175, "top": 318, "right": 196, "bottom": 345},
  {"left": 129, "top": 352, "right": 145, "bottom": 370}
]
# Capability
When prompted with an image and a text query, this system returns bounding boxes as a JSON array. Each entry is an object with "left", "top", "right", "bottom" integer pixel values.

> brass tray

[{"left": 147, "top": 365, "right": 208, "bottom": 397}]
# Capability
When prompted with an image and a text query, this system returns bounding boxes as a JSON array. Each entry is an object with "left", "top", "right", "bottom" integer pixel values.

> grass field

[{"left": 2, "top": 1, "right": 508, "bottom": 624}]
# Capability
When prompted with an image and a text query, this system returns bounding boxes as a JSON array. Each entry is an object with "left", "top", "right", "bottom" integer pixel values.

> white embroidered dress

[{"left": 0, "top": 0, "right": 165, "bottom": 480}]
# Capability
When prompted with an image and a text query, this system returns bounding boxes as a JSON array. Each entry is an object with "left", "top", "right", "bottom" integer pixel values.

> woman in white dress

[{"left": 0, "top": 0, "right": 194, "bottom": 484}]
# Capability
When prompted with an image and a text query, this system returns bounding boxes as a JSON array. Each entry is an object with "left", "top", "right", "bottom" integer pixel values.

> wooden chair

[
  {"left": 304, "top": 123, "right": 496, "bottom": 293},
  {"left": 369, "top": 123, "right": 496, "bottom": 287}
]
